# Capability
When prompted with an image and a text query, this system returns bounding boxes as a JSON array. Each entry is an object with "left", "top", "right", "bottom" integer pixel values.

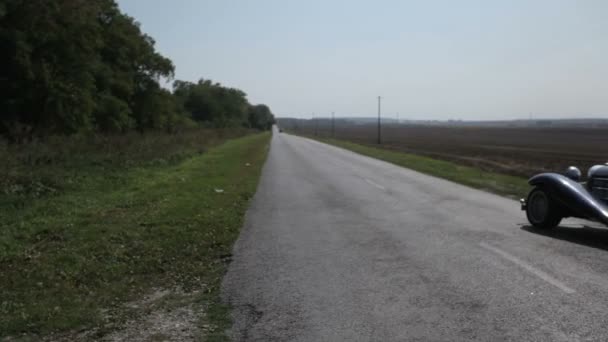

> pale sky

[{"left": 117, "top": 0, "right": 607, "bottom": 120}]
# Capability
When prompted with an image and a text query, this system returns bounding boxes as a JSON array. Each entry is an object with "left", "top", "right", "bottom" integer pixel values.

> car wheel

[{"left": 526, "top": 187, "right": 562, "bottom": 229}]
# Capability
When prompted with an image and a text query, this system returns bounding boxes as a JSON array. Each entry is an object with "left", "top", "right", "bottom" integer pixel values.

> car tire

[{"left": 526, "top": 187, "right": 562, "bottom": 229}]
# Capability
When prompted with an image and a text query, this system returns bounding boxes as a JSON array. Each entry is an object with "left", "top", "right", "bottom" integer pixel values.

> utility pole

[
  {"left": 331, "top": 112, "right": 335, "bottom": 137},
  {"left": 313, "top": 112, "right": 318, "bottom": 136},
  {"left": 377, "top": 96, "right": 382, "bottom": 144}
]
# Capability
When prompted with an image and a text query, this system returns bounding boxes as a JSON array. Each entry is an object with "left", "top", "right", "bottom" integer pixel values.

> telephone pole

[
  {"left": 331, "top": 112, "right": 335, "bottom": 137},
  {"left": 377, "top": 96, "right": 382, "bottom": 144}
]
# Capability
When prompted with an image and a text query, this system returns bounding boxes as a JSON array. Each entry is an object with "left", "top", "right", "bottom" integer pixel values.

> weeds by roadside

[
  {"left": 1, "top": 131, "right": 270, "bottom": 340},
  {"left": 1, "top": 128, "right": 251, "bottom": 206}
]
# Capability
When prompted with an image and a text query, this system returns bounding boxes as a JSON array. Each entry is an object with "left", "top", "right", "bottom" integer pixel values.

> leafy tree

[
  {"left": 0, "top": 0, "right": 102, "bottom": 138},
  {"left": 173, "top": 79, "right": 253, "bottom": 128},
  {"left": 93, "top": 0, "right": 175, "bottom": 132},
  {"left": 0, "top": 0, "right": 274, "bottom": 141},
  {"left": 248, "top": 104, "right": 275, "bottom": 130}
]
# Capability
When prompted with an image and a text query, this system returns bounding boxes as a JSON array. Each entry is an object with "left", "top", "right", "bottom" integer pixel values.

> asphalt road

[{"left": 222, "top": 129, "right": 608, "bottom": 342}]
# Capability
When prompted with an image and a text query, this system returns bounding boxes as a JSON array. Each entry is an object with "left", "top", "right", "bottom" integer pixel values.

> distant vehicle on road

[{"left": 521, "top": 164, "right": 608, "bottom": 228}]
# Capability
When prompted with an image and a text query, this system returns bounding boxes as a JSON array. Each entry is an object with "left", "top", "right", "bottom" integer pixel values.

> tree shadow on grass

[{"left": 521, "top": 223, "right": 608, "bottom": 252}]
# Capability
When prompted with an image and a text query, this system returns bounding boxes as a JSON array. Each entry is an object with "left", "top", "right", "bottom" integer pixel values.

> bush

[{"left": 1, "top": 128, "right": 253, "bottom": 207}]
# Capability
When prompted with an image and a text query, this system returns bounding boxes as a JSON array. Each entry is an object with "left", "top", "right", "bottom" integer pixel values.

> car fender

[{"left": 529, "top": 173, "right": 608, "bottom": 225}]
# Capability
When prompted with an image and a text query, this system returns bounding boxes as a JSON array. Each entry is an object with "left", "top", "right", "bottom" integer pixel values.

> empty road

[{"left": 222, "top": 130, "right": 608, "bottom": 341}]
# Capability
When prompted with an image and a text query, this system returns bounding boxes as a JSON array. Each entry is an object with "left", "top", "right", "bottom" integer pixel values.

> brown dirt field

[{"left": 289, "top": 122, "right": 608, "bottom": 178}]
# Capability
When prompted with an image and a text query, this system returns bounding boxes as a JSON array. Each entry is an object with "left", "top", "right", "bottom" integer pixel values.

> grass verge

[
  {"left": 305, "top": 136, "right": 529, "bottom": 199},
  {"left": 1, "top": 132, "right": 271, "bottom": 340}
]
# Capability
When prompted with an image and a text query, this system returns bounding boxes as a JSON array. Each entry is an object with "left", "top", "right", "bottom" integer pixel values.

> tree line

[{"left": 0, "top": 0, "right": 274, "bottom": 142}]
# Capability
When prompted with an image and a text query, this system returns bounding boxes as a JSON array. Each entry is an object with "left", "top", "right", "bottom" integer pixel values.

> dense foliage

[{"left": 0, "top": 0, "right": 274, "bottom": 141}]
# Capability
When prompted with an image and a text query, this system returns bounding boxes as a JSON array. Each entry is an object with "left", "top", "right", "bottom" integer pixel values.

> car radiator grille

[{"left": 591, "top": 177, "right": 608, "bottom": 205}]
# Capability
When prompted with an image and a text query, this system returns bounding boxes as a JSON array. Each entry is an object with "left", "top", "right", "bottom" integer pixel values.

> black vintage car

[{"left": 521, "top": 164, "right": 608, "bottom": 228}]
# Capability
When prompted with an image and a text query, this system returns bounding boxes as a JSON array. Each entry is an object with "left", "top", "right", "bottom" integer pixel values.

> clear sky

[{"left": 117, "top": 0, "right": 607, "bottom": 120}]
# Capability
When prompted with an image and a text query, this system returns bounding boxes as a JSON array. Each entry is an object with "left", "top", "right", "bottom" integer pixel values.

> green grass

[
  {"left": 309, "top": 136, "right": 529, "bottom": 199},
  {"left": 0, "top": 132, "right": 271, "bottom": 340}
]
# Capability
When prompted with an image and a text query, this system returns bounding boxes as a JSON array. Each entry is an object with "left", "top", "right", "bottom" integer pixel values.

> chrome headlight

[
  {"left": 588, "top": 165, "right": 604, "bottom": 179},
  {"left": 565, "top": 166, "right": 581, "bottom": 181}
]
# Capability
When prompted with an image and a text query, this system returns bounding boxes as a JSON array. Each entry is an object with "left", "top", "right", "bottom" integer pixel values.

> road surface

[{"left": 222, "top": 130, "right": 608, "bottom": 341}]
